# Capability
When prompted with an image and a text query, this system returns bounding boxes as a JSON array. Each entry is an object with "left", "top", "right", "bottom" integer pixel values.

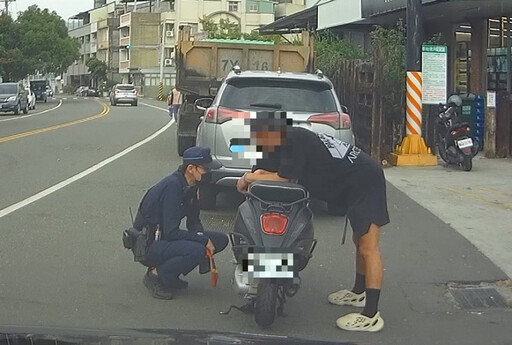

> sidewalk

[{"left": 385, "top": 155, "right": 512, "bottom": 279}]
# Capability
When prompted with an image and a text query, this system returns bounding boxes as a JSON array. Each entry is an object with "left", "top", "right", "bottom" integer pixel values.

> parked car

[
  {"left": 75, "top": 86, "right": 88, "bottom": 96},
  {"left": 85, "top": 88, "right": 98, "bottom": 97},
  {"left": 0, "top": 82, "right": 29, "bottom": 115},
  {"left": 25, "top": 87, "right": 36, "bottom": 110},
  {"left": 109, "top": 84, "right": 138, "bottom": 106},
  {"left": 195, "top": 69, "right": 355, "bottom": 209}
]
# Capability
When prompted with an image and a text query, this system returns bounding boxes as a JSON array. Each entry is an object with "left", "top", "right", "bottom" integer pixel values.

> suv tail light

[
  {"left": 205, "top": 106, "right": 249, "bottom": 124},
  {"left": 261, "top": 213, "right": 289, "bottom": 235},
  {"left": 308, "top": 112, "right": 351, "bottom": 129}
]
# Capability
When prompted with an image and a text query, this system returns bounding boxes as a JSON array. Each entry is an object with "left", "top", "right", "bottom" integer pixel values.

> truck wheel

[
  {"left": 199, "top": 184, "right": 217, "bottom": 210},
  {"left": 254, "top": 279, "right": 278, "bottom": 328}
]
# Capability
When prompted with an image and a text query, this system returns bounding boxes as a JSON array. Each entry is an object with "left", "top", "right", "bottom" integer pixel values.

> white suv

[{"left": 195, "top": 69, "right": 355, "bottom": 209}]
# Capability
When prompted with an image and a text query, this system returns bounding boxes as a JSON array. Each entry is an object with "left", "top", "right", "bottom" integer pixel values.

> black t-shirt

[{"left": 253, "top": 127, "right": 377, "bottom": 203}]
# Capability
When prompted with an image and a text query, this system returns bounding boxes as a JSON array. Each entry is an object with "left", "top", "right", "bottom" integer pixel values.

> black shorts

[{"left": 344, "top": 164, "right": 390, "bottom": 238}]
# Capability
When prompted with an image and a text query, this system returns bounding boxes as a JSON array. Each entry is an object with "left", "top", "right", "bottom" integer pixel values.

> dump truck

[{"left": 174, "top": 25, "right": 315, "bottom": 156}]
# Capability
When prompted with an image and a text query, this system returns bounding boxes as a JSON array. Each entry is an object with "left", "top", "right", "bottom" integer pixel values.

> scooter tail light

[{"left": 261, "top": 213, "right": 289, "bottom": 235}]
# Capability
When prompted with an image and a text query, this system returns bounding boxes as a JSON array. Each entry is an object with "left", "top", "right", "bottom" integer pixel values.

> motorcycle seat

[{"left": 249, "top": 181, "right": 308, "bottom": 203}]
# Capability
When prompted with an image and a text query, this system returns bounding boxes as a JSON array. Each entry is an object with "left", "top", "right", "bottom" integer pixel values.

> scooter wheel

[
  {"left": 254, "top": 280, "right": 278, "bottom": 328},
  {"left": 462, "top": 156, "right": 472, "bottom": 171}
]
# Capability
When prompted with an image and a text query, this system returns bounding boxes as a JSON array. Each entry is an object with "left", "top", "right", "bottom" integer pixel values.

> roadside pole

[
  {"left": 389, "top": 0, "right": 437, "bottom": 166},
  {"left": 158, "top": 20, "right": 166, "bottom": 101}
]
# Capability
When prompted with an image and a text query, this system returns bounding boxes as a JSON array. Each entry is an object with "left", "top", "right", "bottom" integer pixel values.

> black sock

[
  {"left": 351, "top": 273, "right": 366, "bottom": 294},
  {"left": 362, "top": 288, "right": 380, "bottom": 318}
]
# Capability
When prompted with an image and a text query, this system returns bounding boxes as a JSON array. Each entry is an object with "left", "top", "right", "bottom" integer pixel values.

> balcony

[
  {"left": 120, "top": 36, "right": 130, "bottom": 47},
  {"left": 120, "top": 13, "right": 131, "bottom": 28}
]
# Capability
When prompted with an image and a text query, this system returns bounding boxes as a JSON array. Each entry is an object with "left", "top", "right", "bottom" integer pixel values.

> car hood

[{"left": 0, "top": 326, "right": 357, "bottom": 345}]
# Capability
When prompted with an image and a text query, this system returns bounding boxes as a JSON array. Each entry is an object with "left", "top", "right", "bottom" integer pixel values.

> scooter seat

[{"left": 249, "top": 181, "right": 308, "bottom": 203}]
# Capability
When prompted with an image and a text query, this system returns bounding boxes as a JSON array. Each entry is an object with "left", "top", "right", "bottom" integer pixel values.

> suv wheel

[{"left": 199, "top": 184, "right": 218, "bottom": 210}]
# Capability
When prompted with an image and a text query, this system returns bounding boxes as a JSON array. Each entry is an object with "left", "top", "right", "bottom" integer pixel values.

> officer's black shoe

[
  {"left": 143, "top": 272, "right": 173, "bottom": 300},
  {"left": 199, "top": 258, "right": 210, "bottom": 274},
  {"left": 167, "top": 277, "right": 189, "bottom": 290}
]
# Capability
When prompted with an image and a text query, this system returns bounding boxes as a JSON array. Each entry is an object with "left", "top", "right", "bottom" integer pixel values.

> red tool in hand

[{"left": 206, "top": 249, "right": 218, "bottom": 287}]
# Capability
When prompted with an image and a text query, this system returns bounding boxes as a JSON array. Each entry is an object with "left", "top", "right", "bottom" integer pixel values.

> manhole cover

[
  {"left": 448, "top": 286, "right": 508, "bottom": 309},
  {"left": 200, "top": 213, "right": 236, "bottom": 233}
]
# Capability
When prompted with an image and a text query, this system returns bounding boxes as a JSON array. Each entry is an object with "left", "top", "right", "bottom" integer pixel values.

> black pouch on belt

[{"left": 122, "top": 227, "right": 152, "bottom": 262}]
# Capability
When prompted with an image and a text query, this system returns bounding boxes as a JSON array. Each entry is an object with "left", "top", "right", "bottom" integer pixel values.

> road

[{"left": 0, "top": 96, "right": 510, "bottom": 344}]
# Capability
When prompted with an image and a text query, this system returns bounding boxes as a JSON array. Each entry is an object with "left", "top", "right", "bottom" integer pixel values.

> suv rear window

[
  {"left": 219, "top": 78, "right": 338, "bottom": 113},
  {"left": 116, "top": 85, "right": 135, "bottom": 91}
]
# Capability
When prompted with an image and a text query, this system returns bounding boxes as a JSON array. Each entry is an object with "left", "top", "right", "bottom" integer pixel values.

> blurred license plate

[
  {"left": 457, "top": 138, "right": 473, "bottom": 149},
  {"left": 243, "top": 251, "right": 295, "bottom": 279}
]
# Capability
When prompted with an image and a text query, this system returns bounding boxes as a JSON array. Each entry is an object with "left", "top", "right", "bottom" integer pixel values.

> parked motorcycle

[
  {"left": 436, "top": 95, "right": 479, "bottom": 171},
  {"left": 222, "top": 180, "right": 317, "bottom": 328}
]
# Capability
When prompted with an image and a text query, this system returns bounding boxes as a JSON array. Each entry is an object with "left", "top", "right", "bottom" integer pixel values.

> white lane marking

[
  {"left": 63, "top": 98, "right": 68, "bottom": 100},
  {"left": 141, "top": 102, "right": 169, "bottom": 113},
  {"left": 0, "top": 118, "right": 175, "bottom": 219},
  {"left": 0, "top": 100, "right": 63, "bottom": 123},
  {"left": 73, "top": 97, "right": 78, "bottom": 100}
]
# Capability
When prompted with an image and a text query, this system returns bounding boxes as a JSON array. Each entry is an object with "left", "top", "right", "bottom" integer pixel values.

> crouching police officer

[{"left": 133, "top": 146, "right": 228, "bottom": 300}]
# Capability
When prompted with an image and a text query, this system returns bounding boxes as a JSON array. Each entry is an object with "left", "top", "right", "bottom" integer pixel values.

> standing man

[
  {"left": 134, "top": 146, "right": 228, "bottom": 300},
  {"left": 167, "top": 87, "right": 183, "bottom": 121},
  {"left": 235, "top": 114, "right": 389, "bottom": 332}
]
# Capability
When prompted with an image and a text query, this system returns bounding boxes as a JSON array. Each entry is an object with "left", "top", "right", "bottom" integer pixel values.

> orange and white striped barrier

[{"left": 406, "top": 71, "right": 422, "bottom": 136}]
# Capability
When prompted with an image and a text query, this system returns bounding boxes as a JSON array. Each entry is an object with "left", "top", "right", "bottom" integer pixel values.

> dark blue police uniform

[{"left": 134, "top": 147, "right": 228, "bottom": 292}]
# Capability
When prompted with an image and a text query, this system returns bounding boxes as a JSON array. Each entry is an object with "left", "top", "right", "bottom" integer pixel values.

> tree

[
  {"left": 0, "top": 13, "right": 31, "bottom": 81},
  {"left": 15, "top": 5, "right": 80, "bottom": 75},
  {"left": 314, "top": 30, "right": 365, "bottom": 77},
  {"left": 86, "top": 57, "right": 108, "bottom": 87}
]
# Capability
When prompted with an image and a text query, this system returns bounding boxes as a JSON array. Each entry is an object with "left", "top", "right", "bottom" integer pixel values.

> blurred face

[{"left": 254, "top": 130, "right": 285, "bottom": 152}]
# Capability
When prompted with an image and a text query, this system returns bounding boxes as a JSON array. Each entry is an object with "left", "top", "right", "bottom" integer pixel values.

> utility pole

[
  {"left": 389, "top": 0, "right": 437, "bottom": 166},
  {"left": 3, "top": 0, "right": 15, "bottom": 15}
]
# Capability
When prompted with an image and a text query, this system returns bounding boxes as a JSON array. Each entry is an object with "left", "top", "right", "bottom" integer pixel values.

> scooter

[
  {"left": 436, "top": 95, "right": 479, "bottom": 171},
  {"left": 221, "top": 180, "right": 317, "bottom": 328}
]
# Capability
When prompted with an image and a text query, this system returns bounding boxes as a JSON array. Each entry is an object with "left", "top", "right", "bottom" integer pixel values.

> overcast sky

[{"left": 10, "top": 0, "right": 94, "bottom": 21}]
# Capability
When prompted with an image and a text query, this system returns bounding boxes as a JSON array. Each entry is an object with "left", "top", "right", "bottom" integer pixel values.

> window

[
  {"left": 249, "top": 4, "right": 258, "bottom": 12},
  {"left": 165, "top": 48, "right": 174, "bottom": 59},
  {"left": 228, "top": 1, "right": 239, "bottom": 12},
  {"left": 165, "top": 23, "right": 174, "bottom": 32},
  {"left": 220, "top": 78, "right": 337, "bottom": 113}
]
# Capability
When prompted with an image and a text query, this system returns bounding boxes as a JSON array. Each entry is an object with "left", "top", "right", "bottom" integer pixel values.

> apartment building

[{"left": 65, "top": 0, "right": 278, "bottom": 98}]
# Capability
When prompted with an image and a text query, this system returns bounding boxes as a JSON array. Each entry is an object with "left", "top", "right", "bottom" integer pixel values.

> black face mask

[{"left": 197, "top": 171, "right": 212, "bottom": 186}]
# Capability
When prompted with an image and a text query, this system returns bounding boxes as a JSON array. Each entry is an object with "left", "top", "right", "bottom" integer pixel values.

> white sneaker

[
  {"left": 336, "top": 312, "right": 384, "bottom": 332},
  {"left": 328, "top": 289, "right": 366, "bottom": 307}
]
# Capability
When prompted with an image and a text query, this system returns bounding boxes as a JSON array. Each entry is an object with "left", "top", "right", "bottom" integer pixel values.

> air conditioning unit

[
  {"left": 164, "top": 58, "right": 173, "bottom": 66},
  {"left": 166, "top": 30, "right": 174, "bottom": 37}
]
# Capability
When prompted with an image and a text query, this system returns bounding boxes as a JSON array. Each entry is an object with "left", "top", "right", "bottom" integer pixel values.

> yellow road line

[
  {"left": 0, "top": 102, "right": 110, "bottom": 144},
  {"left": 474, "top": 186, "right": 512, "bottom": 199},
  {"left": 440, "top": 186, "right": 512, "bottom": 211}
]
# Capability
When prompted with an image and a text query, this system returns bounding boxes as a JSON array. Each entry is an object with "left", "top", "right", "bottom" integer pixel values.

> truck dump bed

[{"left": 176, "top": 26, "right": 314, "bottom": 96}]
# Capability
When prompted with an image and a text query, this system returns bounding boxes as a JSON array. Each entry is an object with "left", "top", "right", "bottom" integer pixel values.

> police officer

[{"left": 134, "top": 146, "right": 228, "bottom": 300}]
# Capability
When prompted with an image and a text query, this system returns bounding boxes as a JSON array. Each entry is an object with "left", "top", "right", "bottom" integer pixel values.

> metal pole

[
  {"left": 158, "top": 19, "right": 166, "bottom": 100},
  {"left": 133, "top": 0, "right": 137, "bottom": 12},
  {"left": 405, "top": 0, "right": 424, "bottom": 136},
  {"left": 407, "top": 0, "right": 423, "bottom": 71}
]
